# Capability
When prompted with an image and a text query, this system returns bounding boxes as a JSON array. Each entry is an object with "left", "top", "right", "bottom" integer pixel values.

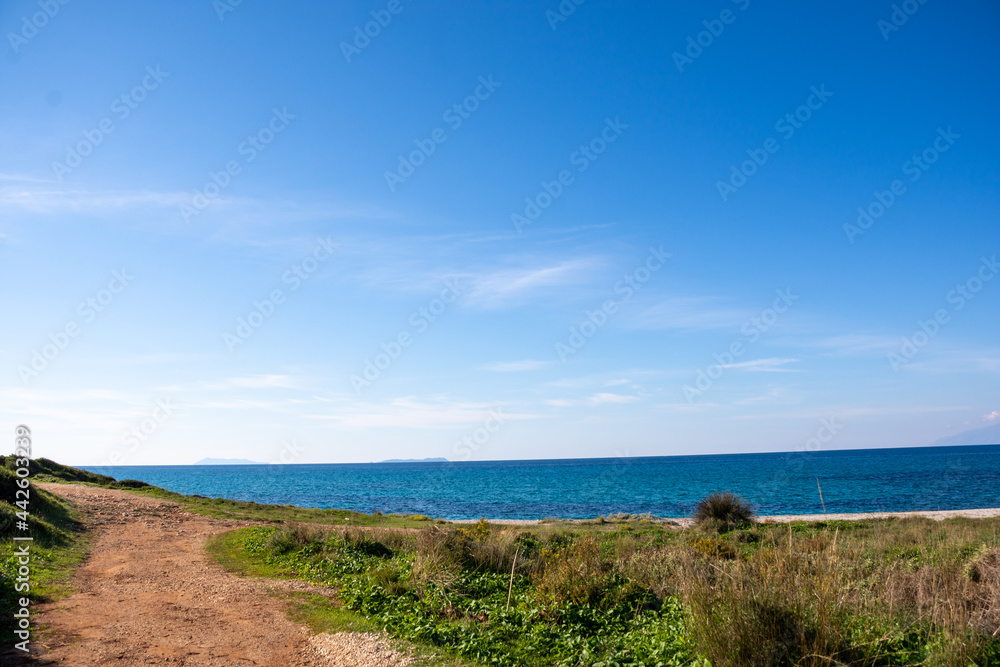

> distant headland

[{"left": 380, "top": 457, "right": 449, "bottom": 463}]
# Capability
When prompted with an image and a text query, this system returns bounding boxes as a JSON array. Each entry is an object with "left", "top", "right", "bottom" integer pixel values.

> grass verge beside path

[
  {"left": 209, "top": 517, "right": 1000, "bottom": 667},
  {"left": 0, "top": 459, "right": 91, "bottom": 650},
  {"left": 206, "top": 529, "right": 479, "bottom": 666}
]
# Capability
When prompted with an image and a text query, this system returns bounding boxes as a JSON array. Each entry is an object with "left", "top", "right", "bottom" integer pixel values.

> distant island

[
  {"left": 930, "top": 422, "right": 1000, "bottom": 447},
  {"left": 380, "top": 457, "right": 449, "bottom": 463},
  {"left": 194, "top": 458, "right": 264, "bottom": 465}
]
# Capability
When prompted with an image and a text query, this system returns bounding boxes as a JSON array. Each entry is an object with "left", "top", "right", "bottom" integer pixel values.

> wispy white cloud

[
  {"left": 723, "top": 358, "right": 799, "bottom": 372},
  {"left": 984, "top": 411, "right": 1000, "bottom": 423},
  {"left": 898, "top": 351, "right": 1000, "bottom": 374},
  {"left": 802, "top": 334, "right": 898, "bottom": 356},
  {"left": 0, "top": 173, "right": 52, "bottom": 183},
  {"left": 0, "top": 184, "right": 383, "bottom": 229},
  {"left": 0, "top": 387, "right": 169, "bottom": 436},
  {"left": 155, "top": 374, "right": 301, "bottom": 392},
  {"left": 836, "top": 405, "right": 970, "bottom": 417},
  {"left": 748, "top": 405, "right": 971, "bottom": 420},
  {"left": 305, "top": 397, "right": 539, "bottom": 429},
  {"left": 223, "top": 375, "right": 299, "bottom": 389},
  {"left": 627, "top": 297, "right": 748, "bottom": 331},
  {"left": 543, "top": 369, "right": 670, "bottom": 391},
  {"left": 0, "top": 185, "right": 188, "bottom": 214},
  {"left": 588, "top": 392, "right": 638, "bottom": 405},
  {"left": 461, "top": 259, "right": 601, "bottom": 308},
  {"left": 733, "top": 387, "right": 791, "bottom": 405},
  {"left": 478, "top": 360, "right": 553, "bottom": 372},
  {"left": 545, "top": 393, "right": 639, "bottom": 407},
  {"left": 654, "top": 401, "right": 723, "bottom": 413}
]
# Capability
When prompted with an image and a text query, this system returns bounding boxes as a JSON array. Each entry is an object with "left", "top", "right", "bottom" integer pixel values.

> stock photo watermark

[
  {"left": 180, "top": 107, "right": 295, "bottom": 222},
  {"left": 877, "top": 0, "right": 930, "bottom": 41},
  {"left": 887, "top": 255, "right": 997, "bottom": 372},
  {"left": 673, "top": 0, "right": 751, "bottom": 73},
  {"left": 18, "top": 269, "right": 134, "bottom": 384},
  {"left": 716, "top": 84, "right": 833, "bottom": 201},
  {"left": 7, "top": 0, "right": 70, "bottom": 55},
  {"left": 385, "top": 75, "right": 501, "bottom": 192},
  {"left": 224, "top": 237, "right": 335, "bottom": 351},
  {"left": 452, "top": 409, "right": 507, "bottom": 460},
  {"left": 272, "top": 438, "right": 305, "bottom": 464},
  {"left": 351, "top": 278, "right": 462, "bottom": 393},
  {"left": 844, "top": 126, "right": 959, "bottom": 243},
  {"left": 511, "top": 117, "right": 627, "bottom": 233},
  {"left": 409, "top": 409, "right": 508, "bottom": 513},
  {"left": 556, "top": 246, "right": 670, "bottom": 361},
  {"left": 761, "top": 417, "right": 844, "bottom": 498},
  {"left": 683, "top": 288, "right": 798, "bottom": 401},
  {"left": 545, "top": 0, "right": 586, "bottom": 30},
  {"left": 213, "top": 0, "right": 245, "bottom": 22},
  {"left": 51, "top": 65, "right": 169, "bottom": 181},
  {"left": 11, "top": 425, "right": 33, "bottom": 653},
  {"left": 101, "top": 399, "right": 177, "bottom": 465},
  {"left": 340, "top": 0, "right": 412, "bottom": 63}
]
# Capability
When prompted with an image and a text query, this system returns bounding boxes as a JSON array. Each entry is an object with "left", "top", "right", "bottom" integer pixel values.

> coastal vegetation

[
  {"left": 4, "top": 458, "right": 1000, "bottom": 665},
  {"left": 691, "top": 490, "right": 756, "bottom": 533},
  {"left": 0, "top": 457, "right": 91, "bottom": 641},
  {"left": 210, "top": 515, "right": 1000, "bottom": 666}
]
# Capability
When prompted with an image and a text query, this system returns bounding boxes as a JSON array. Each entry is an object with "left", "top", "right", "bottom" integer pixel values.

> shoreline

[{"left": 450, "top": 507, "right": 1000, "bottom": 526}]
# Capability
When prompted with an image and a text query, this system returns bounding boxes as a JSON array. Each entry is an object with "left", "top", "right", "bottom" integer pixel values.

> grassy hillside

[{"left": 0, "top": 457, "right": 90, "bottom": 646}]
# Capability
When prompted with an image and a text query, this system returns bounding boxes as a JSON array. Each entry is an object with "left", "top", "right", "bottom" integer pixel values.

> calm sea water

[{"left": 83, "top": 445, "right": 1000, "bottom": 520}]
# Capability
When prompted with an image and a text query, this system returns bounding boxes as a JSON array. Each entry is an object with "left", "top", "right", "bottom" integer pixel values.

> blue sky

[{"left": 1, "top": 0, "right": 998, "bottom": 466}]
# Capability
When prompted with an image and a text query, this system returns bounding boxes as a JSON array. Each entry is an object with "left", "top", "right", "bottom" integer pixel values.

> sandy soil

[
  {"left": 454, "top": 507, "right": 1000, "bottom": 527},
  {"left": 754, "top": 507, "right": 1000, "bottom": 523},
  {"left": 18, "top": 484, "right": 411, "bottom": 667}
]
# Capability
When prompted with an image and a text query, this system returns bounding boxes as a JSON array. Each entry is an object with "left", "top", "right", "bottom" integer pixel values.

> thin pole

[
  {"left": 816, "top": 477, "right": 826, "bottom": 514},
  {"left": 505, "top": 547, "right": 520, "bottom": 612}
]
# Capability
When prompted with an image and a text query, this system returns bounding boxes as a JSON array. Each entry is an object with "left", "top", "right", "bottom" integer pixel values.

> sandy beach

[{"left": 452, "top": 507, "right": 1000, "bottom": 527}]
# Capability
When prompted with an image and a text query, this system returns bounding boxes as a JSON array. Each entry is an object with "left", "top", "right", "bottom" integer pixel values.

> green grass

[
  {"left": 206, "top": 528, "right": 298, "bottom": 579},
  {"left": 0, "top": 462, "right": 91, "bottom": 644},
  {"left": 204, "top": 517, "right": 1000, "bottom": 667},
  {"left": 210, "top": 524, "right": 701, "bottom": 666},
  {"left": 209, "top": 530, "right": 481, "bottom": 666},
  {"left": 276, "top": 591, "right": 478, "bottom": 667}
]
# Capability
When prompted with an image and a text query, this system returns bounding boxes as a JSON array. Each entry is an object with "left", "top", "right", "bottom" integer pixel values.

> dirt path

[{"left": 24, "top": 484, "right": 411, "bottom": 667}]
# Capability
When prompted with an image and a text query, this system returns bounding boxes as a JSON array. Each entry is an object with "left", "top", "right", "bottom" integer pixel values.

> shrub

[
  {"left": 690, "top": 535, "right": 737, "bottom": 560},
  {"left": 411, "top": 524, "right": 525, "bottom": 591},
  {"left": 343, "top": 529, "right": 395, "bottom": 558},
  {"left": 264, "top": 524, "right": 327, "bottom": 556},
  {"left": 693, "top": 491, "right": 756, "bottom": 532},
  {"left": 114, "top": 479, "right": 151, "bottom": 489},
  {"left": 964, "top": 545, "right": 1000, "bottom": 584},
  {"left": 536, "top": 534, "right": 615, "bottom": 606}
]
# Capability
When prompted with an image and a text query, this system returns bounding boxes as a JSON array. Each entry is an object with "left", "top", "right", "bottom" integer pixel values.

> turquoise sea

[{"left": 84, "top": 444, "right": 1000, "bottom": 520}]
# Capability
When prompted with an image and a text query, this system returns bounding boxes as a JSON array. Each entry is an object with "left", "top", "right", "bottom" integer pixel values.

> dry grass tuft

[{"left": 692, "top": 491, "right": 756, "bottom": 533}]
